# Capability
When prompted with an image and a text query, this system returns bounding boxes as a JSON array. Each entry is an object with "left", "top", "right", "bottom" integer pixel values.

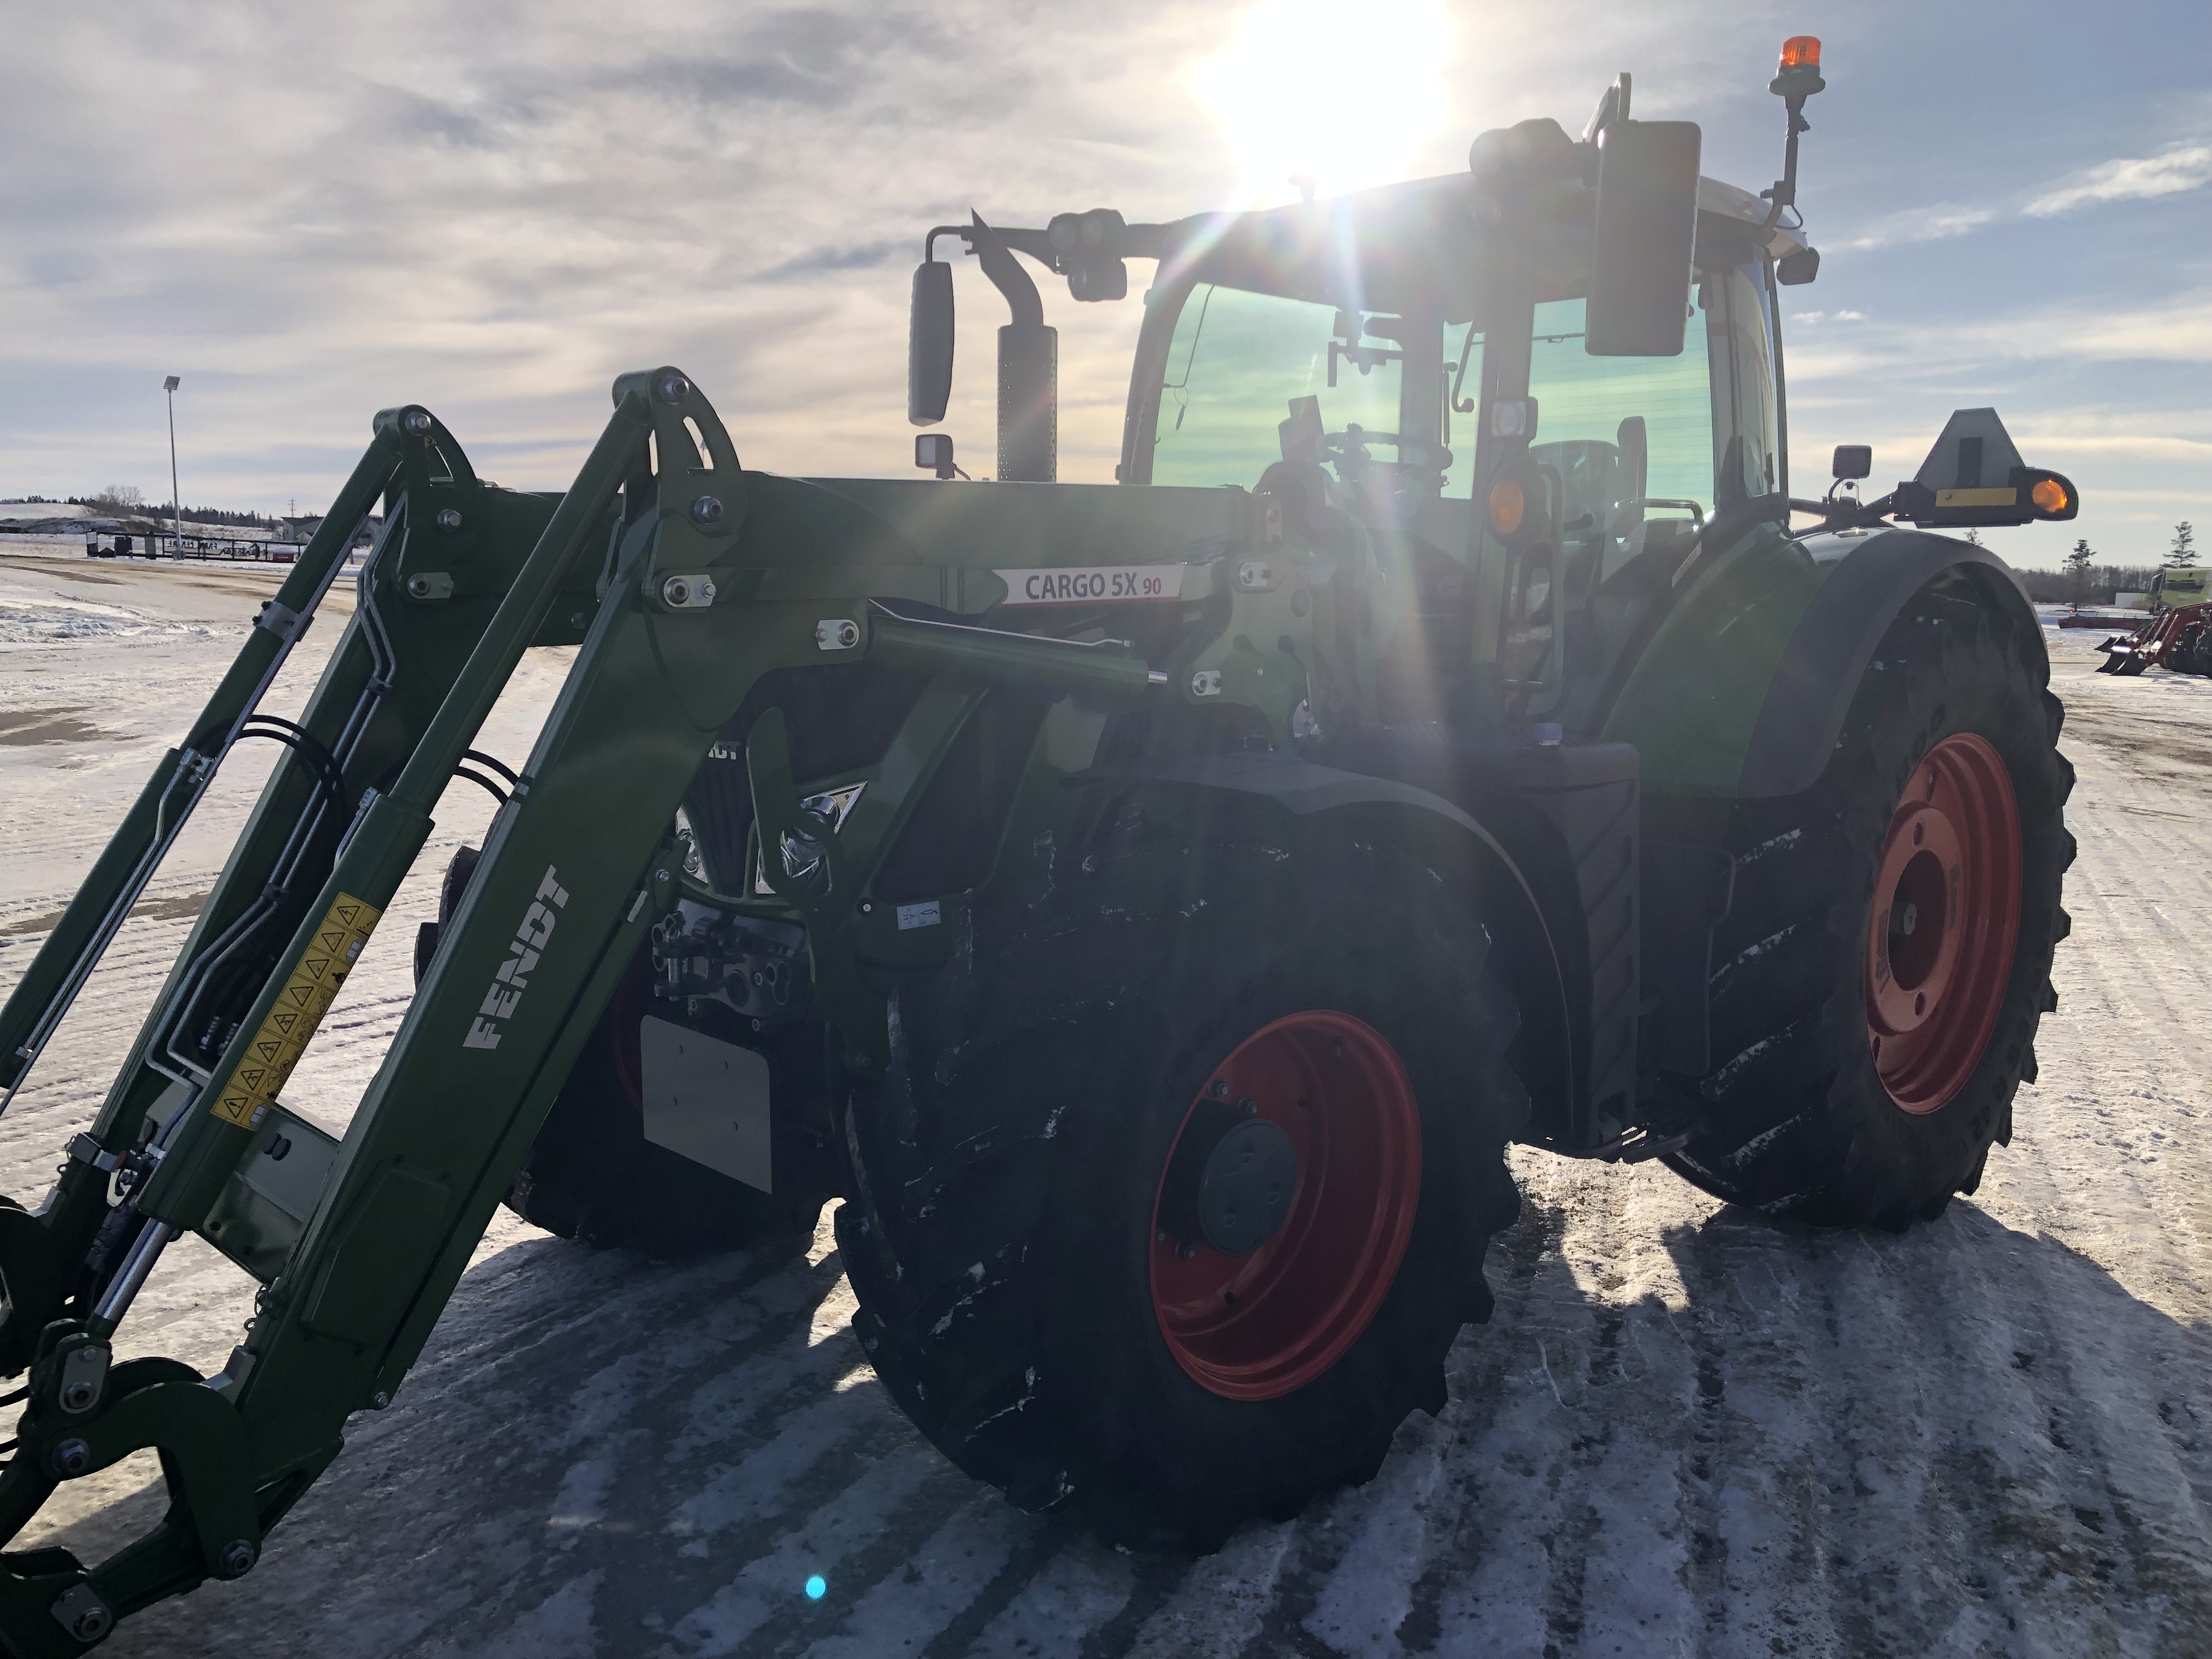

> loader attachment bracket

[
  {"left": 0, "top": 1336, "right": 268, "bottom": 1640},
  {"left": 746, "top": 709, "right": 892, "bottom": 1078}
]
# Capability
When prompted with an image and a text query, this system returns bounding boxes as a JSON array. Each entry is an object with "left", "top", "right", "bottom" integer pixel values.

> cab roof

[{"left": 1143, "top": 171, "right": 1808, "bottom": 320}]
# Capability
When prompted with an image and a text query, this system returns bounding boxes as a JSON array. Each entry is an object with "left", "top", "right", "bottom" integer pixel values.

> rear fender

[
  {"left": 1739, "top": 533, "right": 2040, "bottom": 797},
  {"left": 1605, "top": 526, "right": 2038, "bottom": 798},
  {"left": 1069, "top": 755, "right": 1575, "bottom": 1146}
]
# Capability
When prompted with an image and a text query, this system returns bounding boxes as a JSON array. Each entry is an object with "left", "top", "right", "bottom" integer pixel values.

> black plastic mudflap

[{"left": 1343, "top": 733, "right": 1639, "bottom": 1153}]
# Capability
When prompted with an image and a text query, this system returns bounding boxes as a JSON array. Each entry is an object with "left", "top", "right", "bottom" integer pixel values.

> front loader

[
  {"left": 2095, "top": 565, "right": 2212, "bottom": 674},
  {"left": 0, "top": 36, "right": 2083, "bottom": 1645}
]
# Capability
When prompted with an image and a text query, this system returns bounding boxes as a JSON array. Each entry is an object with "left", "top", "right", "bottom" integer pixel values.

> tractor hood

[{"left": 793, "top": 475, "right": 1257, "bottom": 574}]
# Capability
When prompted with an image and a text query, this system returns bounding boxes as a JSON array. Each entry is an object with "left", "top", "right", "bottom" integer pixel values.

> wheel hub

[
  {"left": 1197, "top": 1116, "right": 1297, "bottom": 1255},
  {"left": 1863, "top": 732, "right": 2022, "bottom": 1113}
]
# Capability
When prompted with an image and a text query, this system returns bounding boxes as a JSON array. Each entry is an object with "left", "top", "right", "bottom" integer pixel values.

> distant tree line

[
  {"left": 2013, "top": 559, "right": 2163, "bottom": 607},
  {"left": 66, "top": 486, "right": 285, "bottom": 528},
  {"left": 2012, "top": 523, "right": 2200, "bottom": 606}
]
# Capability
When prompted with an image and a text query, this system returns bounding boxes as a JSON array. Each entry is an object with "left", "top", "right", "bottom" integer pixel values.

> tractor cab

[
  {"left": 906, "top": 52, "right": 2078, "bottom": 742},
  {"left": 1118, "top": 166, "right": 1797, "bottom": 727}
]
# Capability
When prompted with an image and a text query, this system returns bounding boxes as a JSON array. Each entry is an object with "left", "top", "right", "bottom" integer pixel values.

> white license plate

[{"left": 994, "top": 565, "right": 1186, "bottom": 607}]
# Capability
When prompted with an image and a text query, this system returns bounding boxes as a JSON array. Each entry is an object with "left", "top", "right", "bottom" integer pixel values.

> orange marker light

[
  {"left": 1488, "top": 478, "right": 1526, "bottom": 538},
  {"left": 1779, "top": 35, "right": 1821, "bottom": 69},
  {"left": 2031, "top": 477, "right": 2070, "bottom": 515}
]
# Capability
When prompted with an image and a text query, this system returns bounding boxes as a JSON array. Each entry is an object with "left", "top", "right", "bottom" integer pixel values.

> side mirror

[
  {"left": 1832, "top": 444, "right": 1871, "bottom": 481},
  {"left": 1587, "top": 120, "right": 1702, "bottom": 357},
  {"left": 915, "top": 433, "right": 957, "bottom": 480},
  {"left": 909, "top": 260, "right": 955, "bottom": 427}
]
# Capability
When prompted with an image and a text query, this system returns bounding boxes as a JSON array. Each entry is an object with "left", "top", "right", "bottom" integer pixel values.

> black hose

[
  {"left": 234, "top": 719, "right": 348, "bottom": 823},
  {"left": 461, "top": 748, "right": 520, "bottom": 787},
  {"left": 450, "top": 768, "right": 510, "bottom": 807}
]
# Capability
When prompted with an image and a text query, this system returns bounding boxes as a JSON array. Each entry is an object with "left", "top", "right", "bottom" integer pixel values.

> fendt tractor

[{"left": 0, "top": 38, "right": 2080, "bottom": 1647}]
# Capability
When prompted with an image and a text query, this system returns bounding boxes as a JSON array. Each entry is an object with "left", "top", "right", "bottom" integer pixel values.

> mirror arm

[
  {"left": 1759, "top": 97, "right": 1814, "bottom": 233},
  {"left": 1786, "top": 488, "right": 1901, "bottom": 540}
]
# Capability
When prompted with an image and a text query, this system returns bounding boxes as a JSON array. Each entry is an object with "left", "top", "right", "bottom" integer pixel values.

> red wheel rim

[
  {"left": 1148, "top": 1011, "right": 1421, "bottom": 1401},
  {"left": 1864, "top": 732, "right": 2022, "bottom": 1113}
]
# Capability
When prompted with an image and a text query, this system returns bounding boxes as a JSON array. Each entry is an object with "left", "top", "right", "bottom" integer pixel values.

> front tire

[
  {"left": 1658, "top": 578, "right": 2073, "bottom": 1228},
  {"left": 837, "top": 827, "right": 1528, "bottom": 1545}
]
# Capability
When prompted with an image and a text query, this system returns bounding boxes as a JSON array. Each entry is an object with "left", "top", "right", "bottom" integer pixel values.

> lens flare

[{"left": 1195, "top": 0, "right": 1452, "bottom": 206}]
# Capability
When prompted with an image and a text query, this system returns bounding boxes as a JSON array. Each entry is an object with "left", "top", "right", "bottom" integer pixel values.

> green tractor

[{"left": 0, "top": 38, "right": 2080, "bottom": 1645}]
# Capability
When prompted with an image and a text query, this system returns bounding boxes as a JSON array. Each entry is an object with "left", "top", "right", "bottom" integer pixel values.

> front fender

[{"left": 1068, "top": 753, "right": 1577, "bottom": 1144}]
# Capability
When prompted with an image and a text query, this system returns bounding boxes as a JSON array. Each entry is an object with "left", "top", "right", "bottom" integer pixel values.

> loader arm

[{"left": 0, "top": 369, "right": 1168, "bottom": 1649}]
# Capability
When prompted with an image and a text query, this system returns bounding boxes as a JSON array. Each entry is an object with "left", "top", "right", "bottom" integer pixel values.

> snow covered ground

[{"left": 0, "top": 550, "right": 2206, "bottom": 1657}]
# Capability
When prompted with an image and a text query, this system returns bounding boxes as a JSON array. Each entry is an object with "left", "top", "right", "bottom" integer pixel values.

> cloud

[
  {"left": 2024, "top": 144, "right": 2212, "bottom": 217},
  {"left": 1839, "top": 141, "right": 2212, "bottom": 251},
  {"left": 1841, "top": 205, "right": 1996, "bottom": 251},
  {"left": 1785, "top": 294, "right": 2212, "bottom": 384}
]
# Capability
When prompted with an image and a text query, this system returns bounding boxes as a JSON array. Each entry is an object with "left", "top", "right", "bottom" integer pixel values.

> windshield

[
  {"left": 1148, "top": 285, "right": 1480, "bottom": 499},
  {"left": 1132, "top": 260, "right": 1782, "bottom": 586}
]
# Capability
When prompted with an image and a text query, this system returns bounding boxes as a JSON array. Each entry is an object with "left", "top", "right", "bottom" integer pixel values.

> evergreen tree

[
  {"left": 2166, "top": 521, "right": 2197, "bottom": 568},
  {"left": 2063, "top": 538, "right": 2093, "bottom": 601}
]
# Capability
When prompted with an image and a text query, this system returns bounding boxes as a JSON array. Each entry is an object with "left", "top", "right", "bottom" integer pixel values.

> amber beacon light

[{"left": 1770, "top": 35, "right": 1826, "bottom": 99}]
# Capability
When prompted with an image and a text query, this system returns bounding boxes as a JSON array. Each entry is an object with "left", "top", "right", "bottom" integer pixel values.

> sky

[{"left": 2, "top": 1, "right": 2207, "bottom": 569}]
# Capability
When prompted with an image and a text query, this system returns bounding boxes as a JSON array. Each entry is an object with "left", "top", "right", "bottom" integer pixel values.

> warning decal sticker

[{"left": 208, "top": 892, "right": 382, "bottom": 1129}]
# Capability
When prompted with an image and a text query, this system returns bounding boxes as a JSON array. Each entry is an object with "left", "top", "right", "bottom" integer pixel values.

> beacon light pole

[{"left": 162, "top": 375, "right": 182, "bottom": 549}]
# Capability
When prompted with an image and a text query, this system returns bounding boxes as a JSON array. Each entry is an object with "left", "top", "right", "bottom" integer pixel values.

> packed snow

[{"left": 0, "top": 550, "right": 2205, "bottom": 1657}]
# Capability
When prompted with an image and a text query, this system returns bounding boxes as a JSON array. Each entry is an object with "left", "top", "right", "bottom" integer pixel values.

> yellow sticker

[{"left": 208, "top": 891, "right": 382, "bottom": 1128}]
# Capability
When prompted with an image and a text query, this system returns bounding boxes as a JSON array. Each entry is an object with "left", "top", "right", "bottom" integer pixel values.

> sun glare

[{"left": 1195, "top": 0, "right": 1452, "bottom": 206}]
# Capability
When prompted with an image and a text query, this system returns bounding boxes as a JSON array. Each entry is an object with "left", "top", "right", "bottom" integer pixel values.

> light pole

[{"left": 162, "top": 375, "right": 182, "bottom": 549}]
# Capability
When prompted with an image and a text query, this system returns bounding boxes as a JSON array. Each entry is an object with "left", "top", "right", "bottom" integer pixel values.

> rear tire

[
  {"left": 415, "top": 845, "right": 822, "bottom": 1255},
  {"left": 837, "top": 826, "right": 1528, "bottom": 1545},
  {"left": 1658, "top": 578, "right": 2073, "bottom": 1228}
]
